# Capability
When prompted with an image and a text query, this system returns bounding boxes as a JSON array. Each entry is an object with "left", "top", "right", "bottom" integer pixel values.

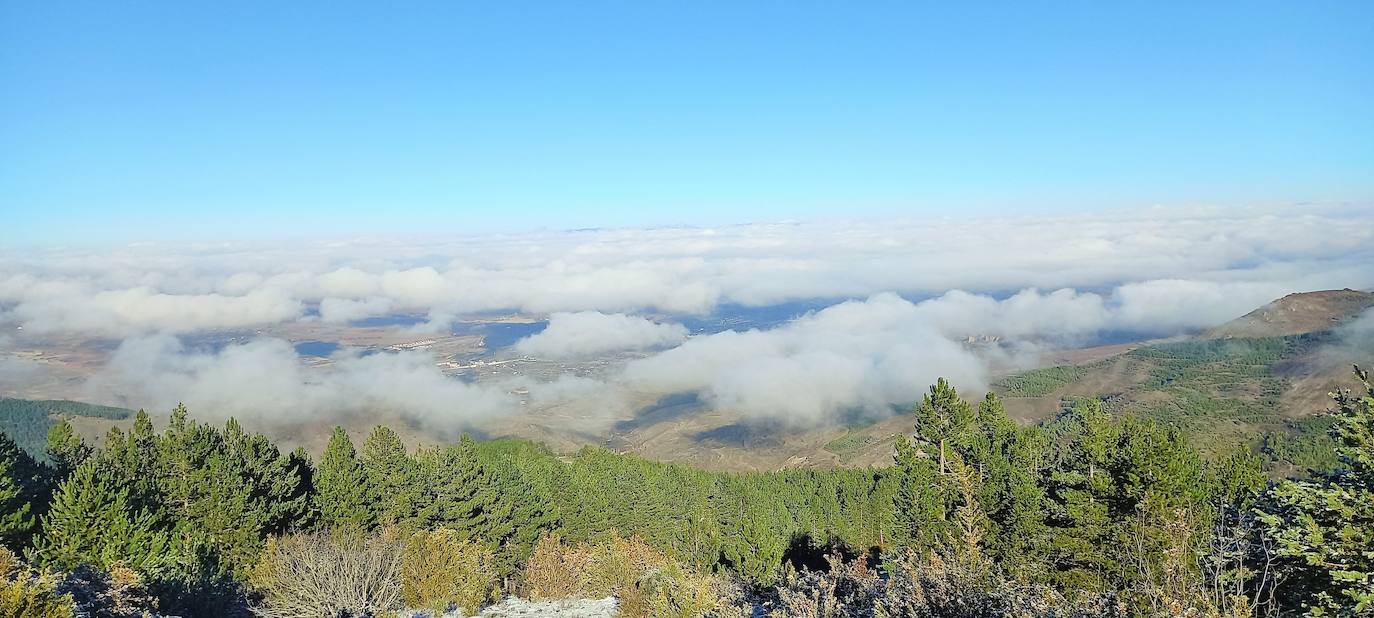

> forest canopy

[{"left": 0, "top": 370, "right": 1371, "bottom": 617}]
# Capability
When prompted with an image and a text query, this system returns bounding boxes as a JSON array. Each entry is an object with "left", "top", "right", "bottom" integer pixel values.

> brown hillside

[{"left": 1205, "top": 289, "right": 1374, "bottom": 339}]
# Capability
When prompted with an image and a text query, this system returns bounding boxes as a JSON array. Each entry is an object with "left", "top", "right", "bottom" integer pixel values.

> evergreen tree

[
  {"left": 30, "top": 459, "right": 170, "bottom": 573},
  {"left": 1042, "top": 399, "right": 1209, "bottom": 593},
  {"left": 956, "top": 392, "right": 1047, "bottom": 573},
  {"left": 420, "top": 435, "right": 491, "bottom": 538},
  {"left": 0, "top": 433, "right": 37, "bottom": 545},
  {"left": 1042, "top": 399, "right": 1118, "bottom": 591},
  {"left": 714, "top": 477, "right": 789, "bottom": 587},
  {"left": 891, "top": 434, "right": 948, "bottom": 551},
  {"left": 893, "top": 379, "right": 977, "bottom": 554},
  {"left": 913, "top": 378, "right": 974, "bottom": 475},
  {"left": 100, "top": 410, "right": 161, "bottom": 514},
  {"left": 221, "top": 418, "right": 312, "bottom": 536},
  {"left": 360, "top": 425, "right": 421, "bottom": 526},
  {"left": 1256, "top": 366, "right": 1374, "bottom": 616},
  {"left": 479, "top": 457, "right": 559, "bottom": 578},
  {"left": 555, "top": 447, "right": 614, "bottom": 544},
  {"left": 45, "top": 419, "right": 91, "bottom": 481},
  {"left": 314, "top": 426, "right": 375, "bottom": 528}
]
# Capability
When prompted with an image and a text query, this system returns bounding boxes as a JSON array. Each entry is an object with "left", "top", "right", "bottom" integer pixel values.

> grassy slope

[
  {"left": 994, "top": 333, "right": 1355, "bottom": 472},
  {"left": 0, "top": 398, "right": 134, "bottom": 458}
]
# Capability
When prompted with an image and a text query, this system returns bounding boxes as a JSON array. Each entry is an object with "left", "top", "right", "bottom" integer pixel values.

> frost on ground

[{"left": 400, "top": 596, "right": 619, "bottom": 618}]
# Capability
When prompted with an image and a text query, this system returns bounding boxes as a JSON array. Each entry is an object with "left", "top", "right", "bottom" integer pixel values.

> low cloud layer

[
  {"left": 2, "top": 205, "right": 1371, "bottom": 430},
  {"left": 82, "top": 336, "right": 516, "bottom": 434},
  {"left": 620, "top": 294, "right": 987, "bottom": 426},
  {"left": 2, "top": 205, "right": 1370, "bottom": 338},
  {"left": 515, "top": 312, "right": 688, "bottom": 359},
  {"left": 604, "top": 284, "right": 1308, "bottom": 426}
]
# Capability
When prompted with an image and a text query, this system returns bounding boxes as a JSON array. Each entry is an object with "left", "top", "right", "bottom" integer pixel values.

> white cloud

[
  {"left": 514, "top": 312, "right": 688, "bottom": 359},
  {"left": 3, "top": 205, "right": 1370, "bottom": 338},
  {"left": 318, "top": 296, "right": 394, "bottom": 324},
  {"left": 82, "top": 335, "right": 516, "bottom": 434},
  {"left": 620, "top": 294, "right": 987, "bottom": 426},
  {"left": 2, "top": 205, "right": 1371, "bottom": 429}
]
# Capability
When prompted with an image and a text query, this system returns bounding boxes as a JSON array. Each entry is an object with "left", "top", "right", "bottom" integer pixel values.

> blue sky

[{"left": 2, "top": 1, "right": 1371, "bottom": 244}]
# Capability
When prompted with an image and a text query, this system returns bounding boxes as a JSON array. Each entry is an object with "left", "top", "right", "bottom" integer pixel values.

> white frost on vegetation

[{"left": 399, "top": 596, "right": 618, "bottom": 618}]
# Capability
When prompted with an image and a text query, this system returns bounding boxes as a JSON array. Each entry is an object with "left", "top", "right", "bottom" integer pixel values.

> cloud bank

[
  {"left": 2, "top": 205, "right": 1370, "bottom": 338},
  {"left": 515, "top": 312, "right": 688, "bottom": 359},
  {"left": 2, "top": 205, "right": 1371, "bottom": 430},
  {"left": 620, "top": 294, "right": 987, "bottom": 426},
  {"left": 82, "top": 336, "right": 516, "bottom": 434}
]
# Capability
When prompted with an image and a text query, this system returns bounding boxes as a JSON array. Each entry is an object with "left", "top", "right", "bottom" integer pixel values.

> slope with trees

[{"left": 0, "top": 368, "right": 1371, "bottom": 616}]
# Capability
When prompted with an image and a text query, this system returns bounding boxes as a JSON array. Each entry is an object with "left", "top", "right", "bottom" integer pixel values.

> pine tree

[
  {"left": 1255, "top": 366, "right": 1374, "bottom": 615},
  {"left": 314, "top": 427, "right": 375, "bottom": 528},
  {"left": 714, "top": 477, "right": 789, "bottom": 587},
  {"left": 222, "top": 418, "right": 312, "bottom": 536},
  {"left": 481, "top": 457, "right": 558, "bottom": 577},
  {"left": 893, "top": 379, "right": 977, "bottom": 554},
  {"left": 45, "top": 419, "right": 92, "bottom": 481},
  {"left": 101, "top": 410, "right": 161, "bottom": 514},
  {"left": 556, "top": 447, "right": 614, "bottom": 544},
  {"left": 913, "top": 378, "right": 974, "bottom": 475},
  {"left": 1043, "top": 399, "right": 1119, "bottom": 591},
  {"left": 360, "top": 425, "right": 421, "bottom": 526},
  {"left": 420, "top": 435, "right": 491, "bottom": 538},
  {"left": 29, "top": 459, "right": 170, "bottom": 573},
  {"left": 891, "top": 434, "right": 948, "bottom": 551},
  {"left": 956, "top": 392, "right": 1047, "bottom": 573},
  {"left": 1042, "top": 399, "right": 1209, "bottom": 593},
  {"left": 0, "top": 433, "right": 37, "bottom": 545}
]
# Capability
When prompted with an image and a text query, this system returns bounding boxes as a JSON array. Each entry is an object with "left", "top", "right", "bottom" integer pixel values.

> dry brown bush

[
  {"left": 521, "top": 535, "right": 595, "bottom": 600},
  {"left": 248, "top": 527, "right": 404, "bottom": 618},
  {"left": 519, "top": 534, "right": 736, "bottom": 618},
  {"left": 400, "top": 528, "right": 498, "bottom": 617}
]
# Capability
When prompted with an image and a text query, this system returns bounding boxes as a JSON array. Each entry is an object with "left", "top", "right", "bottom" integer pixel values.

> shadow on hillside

[
  {"left": 613, "top": 392, "right": 705, "bottom": 433},
  {"left": 692, "top": 422, "right": 784, "bottom": 448}
]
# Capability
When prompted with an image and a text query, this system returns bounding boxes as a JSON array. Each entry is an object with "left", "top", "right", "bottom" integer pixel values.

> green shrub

[
  {"left": 0, "top": 548, "right": 76, "bottom": 618},
  {"left": 400, "top": 528, "right": 497, "bottom": 616}
]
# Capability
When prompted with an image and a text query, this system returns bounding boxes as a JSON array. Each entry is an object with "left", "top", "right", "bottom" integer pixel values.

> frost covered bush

[
  {"left": 400, "top": 529, "right": 498, "bottom": 617},
  {"left": 248, "top": 527, "right": 404, "bottom": 618},
  {"left": 55, "top": 562, "right": 158, "bottom": 618},
  {"left": 770, "top": 550, "right": 1128, "bottom": 618},
  {"left": 520, "top": 534, "right": 737, "bottom": 618},
  {"left": 771, "top": 552, "right": 882, "bottom": 618},
  {"left": 0, "top": 547, "right": 76, "bottom": 618}
]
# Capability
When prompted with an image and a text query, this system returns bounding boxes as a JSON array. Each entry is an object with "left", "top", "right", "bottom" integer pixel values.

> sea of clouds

[{"left": 2, "top": 205, "right": 1372, "bottom": 429}]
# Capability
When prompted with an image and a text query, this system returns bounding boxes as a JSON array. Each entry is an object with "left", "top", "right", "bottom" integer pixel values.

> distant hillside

[
  {"left": 0, "top": 398, "right": 134, "bottom": 459},
  {"left": 993, "top": 326, "right": 1371, "bottom": 474},
  {"left": 1205, "top": 288, "right": 1374, "bottom": 339}
]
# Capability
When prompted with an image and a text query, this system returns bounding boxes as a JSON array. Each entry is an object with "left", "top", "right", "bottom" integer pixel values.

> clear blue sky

[{"left": 2, "top": 1, "right": 1371, "bottom": 243}]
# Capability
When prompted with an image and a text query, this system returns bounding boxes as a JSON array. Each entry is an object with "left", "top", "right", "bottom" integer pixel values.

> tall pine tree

[
  {"left": 314, "top": 426, "right": 375, "bottom": 528},
  {"left": 419, "top": 435, "right": 491, "bottom": 538},
  {"left": 361, "top": 425, "right": 421, "bottom": 527}
]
